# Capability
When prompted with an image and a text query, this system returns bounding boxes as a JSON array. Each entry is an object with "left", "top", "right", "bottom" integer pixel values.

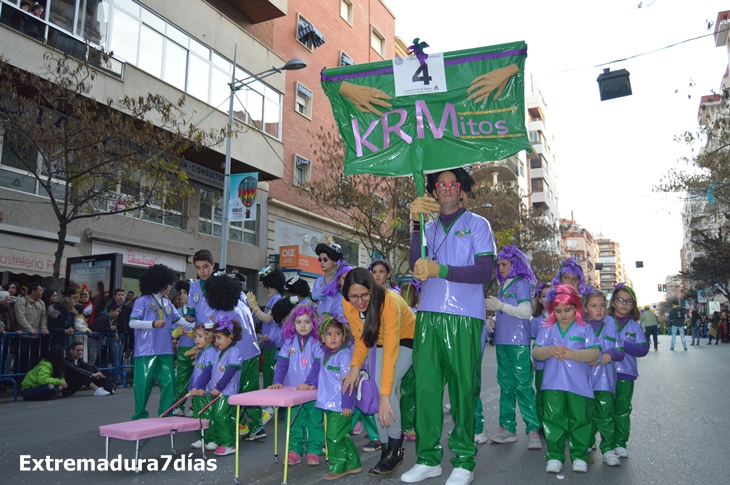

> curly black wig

[
  {"left": 261, "top": 269, "right": 286, "bottom": 291},
  {"left": 426, "top": 167, "right": 476, "bottom": 195},
  {"left": 314, "top": 243, "right": 343, "bottom": 262},
  {"left": 174, "top": 280, "right": 190, "bottom": 293},
  {"left": 286, "top": 278, "right": 311, "bottom": 299},
  {"left": 204, "top": 274, "right": 242, "bottom": 311},
  {"left": 139, "top": 264, "right": 178, "bottom": 295},
  {"left": 271, "top": 297, "right": 297, "bottom": 325}
]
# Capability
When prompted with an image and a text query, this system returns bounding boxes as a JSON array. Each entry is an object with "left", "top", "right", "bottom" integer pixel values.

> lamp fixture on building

[{"left": 219, "top": 49, "right": 306, "bottom": 269}]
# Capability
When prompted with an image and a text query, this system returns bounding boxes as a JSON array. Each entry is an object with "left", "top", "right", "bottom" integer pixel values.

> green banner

[{"left": 321, "top": 41, "right": 531, "bottom": 181}]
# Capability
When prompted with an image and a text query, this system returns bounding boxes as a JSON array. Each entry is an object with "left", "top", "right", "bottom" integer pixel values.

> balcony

[
  {"left": 480, "top": 157, "right": 519, "bottom": 183},
  {"left": 220, "top": 0, "right": 287, "bottom": 23}
]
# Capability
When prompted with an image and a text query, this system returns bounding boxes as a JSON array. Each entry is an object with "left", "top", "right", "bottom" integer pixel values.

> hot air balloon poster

[{"left": 228, "top": 172, "right": 258, "bottom": 221}]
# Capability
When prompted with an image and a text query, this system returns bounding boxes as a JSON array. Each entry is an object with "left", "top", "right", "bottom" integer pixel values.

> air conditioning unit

[{"left": 504, "top": 181, "right": 516, "bottom": 189}]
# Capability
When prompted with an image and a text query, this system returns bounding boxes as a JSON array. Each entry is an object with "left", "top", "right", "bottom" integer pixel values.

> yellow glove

[
  {"left": 414, "top": 258, "right": 443, "bottom": 281},
  {"left": 171, "top": 326, "right": 184, "bottom": 338},
  {"left": 410, "top": 196, "right": 441, "bottom": 221},
  {"left": 246, "top": 292, "right": 260, "bottom": 311},
  {"left": 185, "top": 330, "right": 195, "bottom": 338}
]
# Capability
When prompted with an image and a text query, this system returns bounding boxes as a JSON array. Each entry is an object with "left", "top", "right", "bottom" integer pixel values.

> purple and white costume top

[
  {"left": 211, "top": 345, "right": 243, "bottom": 396},
  {"left": 130, "top": 294, "right": 181, "bottom": 357},
  {"left": 206, "top": 302, "right": 260, "bottom": 361},
  {"left": 494, "top": 277, "right": 532, "bottom": 346},
  {"left": 188, "top": 279, "right": 211, "bottom": 325},
  {"left": 530, "top": 314, "right": 547, "bottom": 371},
  {"left": 261, "top": 293, "right": 283, "bottom": 350},
  {"left": 612, "top": 315, "right": 648, "bottom": 379},
  {"left": 190, "top": 345, "right": 217, "bottom": 393},
  {"left": 535, "top": 321, "right": 601, "bottom": 399},
  {"left": 275, "top": 334, "right": 320, "bottom": 387},
  {"left": 587, "top": 317, "right": 624, "bottom": 394},
  {"left": 314, "top": 343, "right": 356, "bottom": 413}
]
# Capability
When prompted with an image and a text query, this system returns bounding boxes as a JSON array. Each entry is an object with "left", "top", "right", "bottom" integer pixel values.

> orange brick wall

[{"left": 270, "top": 0, "right": 396, "bottom": 218}]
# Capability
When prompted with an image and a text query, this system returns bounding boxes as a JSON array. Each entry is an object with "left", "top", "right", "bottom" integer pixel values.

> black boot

[{"left": 368, "top": 438, "right": 404, "bottom": 476}]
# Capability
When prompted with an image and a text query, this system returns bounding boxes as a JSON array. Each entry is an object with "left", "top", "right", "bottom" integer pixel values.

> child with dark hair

[
  {"left": 286, "top": 275, "right": 312, "bottom": 302},
  {"left": 369, "top": 259, "right": 400, "bottom": 294},
  {"left": 21, "top": 347, "right": 67, "bottom": 401},
  {"left": 246, "top": 268, "right": 285, "bottom": 388},
  {"left": 190, "top": 318, "right": 244, "bottom": 456},
  {"left": 533, "top": 285, "right": 601, "bottom": 474},
  {"left": 188, "top": 249, "right": 215, "bottom": 334},
  {"left": 171, "top": 279, "right": 196, "bottom": 417},
  {"left": 188, "top": 322, "right": 217, "bottom": 449},
  {"left": 129, "top": 264, "right": 181, "bottom": 420},
  {"left": 530, "top": 281, "right": 551, "bottom": 437},
  {"left": 270, "top": 304, "right": 323, "bottom": 466},
  {"left": 205, "top": 274, "right": 266, "bottom": 441},
  {"left": 315, "top": 316, "right": 361, "bottom": 480},
  {"left": 486, "top": 245, "right": 541, "bottom": 450}
]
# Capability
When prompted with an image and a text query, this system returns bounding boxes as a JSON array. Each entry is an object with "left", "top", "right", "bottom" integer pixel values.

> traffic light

[
  {"left": 662, "top": 284, "right": 667, "bottom": 292},
  {"left": 657, "top": 284, "right": 662, "bottom": 292}
]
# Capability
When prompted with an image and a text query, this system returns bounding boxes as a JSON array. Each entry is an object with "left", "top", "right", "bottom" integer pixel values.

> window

[
  {"left": 531, "top": 178, "right": 544, "bottom": 192},
  {"left": 340, "top": 0, "right": 353, "bottom": 24},
  {"left": 140, "top": 191, "right": 183, "bottom": 228},
  {"left": 566, "top": 239, "right": 579, "bottom": 248},
  {"left": 529, "top": 157, "right": 541, "bottom": 169},
  {"left": 297, "top": 14, "right": 325, "bottom": 50},
  {"left": 0, "top": 127, "right": 65, "bottom": 198},
  {"left": 370, "top": 26, "right": 385, "bottom": 57},
  {"left": 371, "top": 195, "right": 387, "bottom": 221},
  {"left": 340, "top": 51, "right": 355, "bottom": 67},
  {"left": 294, "top": 155, "right": 311, "bottom": 187},
  {"left": 295, "top": 83, "right": 313, "bottom": 118},
  {"left": 198, "top": 186, "right": 256, "bottom": 244}
]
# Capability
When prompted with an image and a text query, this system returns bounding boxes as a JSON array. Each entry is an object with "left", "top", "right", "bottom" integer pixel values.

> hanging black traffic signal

[
  {"left": 662, "top": 284, "right": 667, "bottom": 292},
  {"left": 657, "top": 284, "right": 662, "bottom": 292}
]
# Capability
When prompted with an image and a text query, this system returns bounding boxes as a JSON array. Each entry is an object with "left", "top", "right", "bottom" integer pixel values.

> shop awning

[{"left": 0, "top": 231, "right": 82, "bottom": 278}]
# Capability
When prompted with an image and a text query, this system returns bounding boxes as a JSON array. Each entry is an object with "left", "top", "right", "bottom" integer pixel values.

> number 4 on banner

[{"left": 393, "top": 53, "right": 447, "bottom": 97}]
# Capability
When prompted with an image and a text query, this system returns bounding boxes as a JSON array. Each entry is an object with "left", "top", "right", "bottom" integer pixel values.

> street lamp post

[{"left": 219, "top": 47, "right": 306, "bottom": 270}]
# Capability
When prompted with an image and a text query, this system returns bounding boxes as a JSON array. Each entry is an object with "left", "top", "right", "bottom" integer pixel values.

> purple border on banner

[{"left": 321, "top": 48, "right": 527, "bottom": 83}]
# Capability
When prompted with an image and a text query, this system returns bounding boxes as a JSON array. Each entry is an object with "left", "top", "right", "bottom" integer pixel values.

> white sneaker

[
  {"left": 400, "top": 464, "right": 443, "bottom": 483},
  {"left": 602, "top": 450, "right": 621, "bottom": 466},
  {"left": 527, "top": 430, "right": 542, "bottom": 450},
  {"left": 489, "top": 428, "right": 517, "bottom": 443},
  {"left": 614, "top": 446, "right": 629, "bottom": 458},
  {"left": 190, "top": 440, "right": 203, "bottom": 449},
  {"left": 93, "top": 388, "right": 111, "bottom": 396},
  {"left": 445, "top": 468, "right": 473, "bottom": 485},
  {"left": 443, "top": 403, "right": 452, "bottom": 414},
  {"left": 184, "top": 408, "right": 194, "bottom": 418},
  {"left": 474, "top": 431, "right": 488, "bottom": 444},
  {"left": 546, "top": 460, "right": 563, "bottom": 474},
  {"left": 572, "top": 459, "right": 587, "bottom": 473},
  {"left": 204, "top": 442, "right": 219, "bottom": 451},
  {"left": 172, "top": 408, "right": 185, "bottom": 416}
]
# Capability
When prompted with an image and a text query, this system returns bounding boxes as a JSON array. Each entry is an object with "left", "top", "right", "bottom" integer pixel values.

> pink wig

[
  {"left": 281, "top": 302, "right": 321, "bottom": 340},
  {"left": 545, "top": 284, "right": 586, "bottom": 326}
]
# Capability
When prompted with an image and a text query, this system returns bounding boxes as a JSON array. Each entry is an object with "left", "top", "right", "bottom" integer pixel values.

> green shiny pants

[
  {"left": 290, "top": 401, "right": 324, "bottom": 456},
  {"left": 588, "top": 390, "right": 616, "bottom": 453},
  {"left": 542, "top": 390, "right": 591, "bottom": 463},
  {"left": 325, "top": 411, "right": 361, "bottom": 473},
  {"left": 475, "top": 351, "right": 485, "bottom": 434},
  {"left": 534, "top": 368, "right": 544, "bottom": 430},
  {"left": 350, "top": 408, "right": 379, "bottom": 442},
  {"left": 496, "top": 344, "right": 539, "bottom": 434},
  {"left": 262, "top": 347, "right": 277, "bottom": 389},
  {"left": 173, "top": 346, "right": 194, "bottom": 409},
  {"left": 132, "top": 354, "right": 175, "bottom": 420},
  {"left": 399, "top": 365, "right": 416, "bottom": 432},
  {"left": 239, "top": 355, "right": 263, "bottom": 430},
  {"left": 413, "top": 311, "right": 483, "bottom": 471},
  {"left": 192, "top": 395, "right": 212, "bottom": 439},
  {"left": 207, "top": 395, "right": 236, "bottom": 447},
  {"left": 614, "top": 379, "right": 634, "bottom": 448}
]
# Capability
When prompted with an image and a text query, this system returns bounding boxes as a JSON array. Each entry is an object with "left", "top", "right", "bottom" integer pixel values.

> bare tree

[{"left": 0, "top": 53, "right": 223, "bottom": 286}]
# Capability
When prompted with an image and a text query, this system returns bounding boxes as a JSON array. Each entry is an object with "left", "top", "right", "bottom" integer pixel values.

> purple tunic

[
  {"left": 418, "top": 211, "right": 496, "bottom": 320},
  {"left": 535, "top": 322, "right": 601, "bottom": 399},
  {"left": 190, "top": 346, "right": 216, "bottom": 393},
  {"left": 312, "top": 276, "right": 343, "bottom": 318},
  {"left": 276, "top": 334, "right": 319, "bottom": 387},
  {"left": 206, "top": 303, "right": 261, "bottom": 362},
  {"left": 173, "top": 305, "right": 196, "bottom": 348},
  {"left": 315, "top": 343, "right": 356, "bottom": 413},
  {"left": 188, "top": 279, "right": 211, "bottom": 325},
  {"left": 261, "top": 293, "right": 283, "bottom": 350},
  {"left": 588, "top": 317, "right": 624, "bottom": 394},
  {"left": 212, "top": 345, "right": 243, "bottom": 396},
  {"left": 494, "top": 277, "right": 532, "bottom": 346},
  {"left": 612, "top": 316, "right": 648, "bottom": 379},
  {"left": 130, "top": 294, "right": 181, "bottom": 357},
  {"left": 530, "top": 314, "right": 547, "bottom": 371}
]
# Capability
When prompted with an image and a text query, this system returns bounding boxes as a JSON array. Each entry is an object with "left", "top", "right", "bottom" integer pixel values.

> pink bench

[
  {"left": 99, "top": 417, "right": 210, "bottom": 472},
  {"left": 228, "top": 387, "right": 317, "bottom": 485}
]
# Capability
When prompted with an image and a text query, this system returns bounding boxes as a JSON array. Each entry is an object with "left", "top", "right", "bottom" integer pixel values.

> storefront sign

[
  {"left": 92, "top": 242, "right": 186, "bottom": 272},
  {"left": 181, "top": 159, "right": 224, "bottom": 189},
  {"left": 0, "top": 248, "right": 67, "bottom": 275}
]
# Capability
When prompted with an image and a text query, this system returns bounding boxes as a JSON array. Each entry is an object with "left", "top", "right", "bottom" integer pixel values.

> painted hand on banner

[
  {"left": 467, "top": 64, "right": 519, "bottom": 103},
  {"left": 409, "top": 196, "right": 440, "bottom": 221},
  {"left": 339, "top": 81, "right": 392, "bottom": 117}
]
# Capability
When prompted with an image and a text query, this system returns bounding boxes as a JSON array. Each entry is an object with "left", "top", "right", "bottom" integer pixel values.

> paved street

[{"left": 2, "top": 334, "right": 728, "bottom": 485}]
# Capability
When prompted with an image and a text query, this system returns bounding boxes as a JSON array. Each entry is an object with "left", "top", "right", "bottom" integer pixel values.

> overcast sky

[{"left": 384, "top": 0, "right": 729, "bottom": 305}]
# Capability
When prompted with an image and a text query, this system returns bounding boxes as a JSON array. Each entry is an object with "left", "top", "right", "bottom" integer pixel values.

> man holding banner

[{"left": 401, "top": 169, "right": 495, "bottom": 485}]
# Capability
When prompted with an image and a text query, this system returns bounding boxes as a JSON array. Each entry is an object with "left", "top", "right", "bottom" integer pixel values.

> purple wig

[
  {"left": 323, "top": 261, "right": 354, "bottom": 297},
  {"left": 281, "top": 303, "right": 321, "bottom": 341},
  {"left": 551, "top": 258, "right": 588, "bottom": 295},
  {"left": 496, "top": 245, "right": 536, "bottom": 284}
]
